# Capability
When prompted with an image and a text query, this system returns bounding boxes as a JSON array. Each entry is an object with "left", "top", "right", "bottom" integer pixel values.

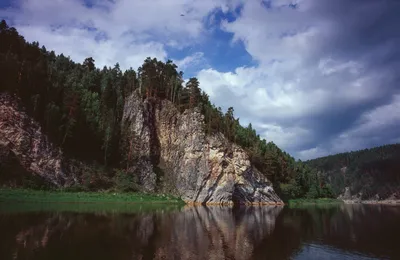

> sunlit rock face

[
  {"left": 122, "top": 91, "right": 282, "bottom": 205},
  {"left": 0, "top": 91, "right": 282, "bottom": 204}
]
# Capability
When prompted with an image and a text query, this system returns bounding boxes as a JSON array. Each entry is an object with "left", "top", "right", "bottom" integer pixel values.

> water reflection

[{"left": 0, "top": 203, "right": 399, "bottom": 260}]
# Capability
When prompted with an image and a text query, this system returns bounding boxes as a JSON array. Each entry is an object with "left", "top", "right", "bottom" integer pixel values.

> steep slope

[
  {"left": 0, "top": 19, "right": 299, "bottom": 204},
  {"left": 121, "top": 92, "right": 282, "bottom": 204},
  {"left": 0, "top": 92, "right": 282, "bottom": 205},
  {"left": 0, "top": 93, "right": 75, "bottom": 187},
  {"left": 306, "top": 144, "right": 400, "bottom": 201}
]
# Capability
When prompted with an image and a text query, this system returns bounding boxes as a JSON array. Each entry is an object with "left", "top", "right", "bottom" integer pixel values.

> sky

[{"left": 1, "top": 0, "right": 399, "bottom": 160}]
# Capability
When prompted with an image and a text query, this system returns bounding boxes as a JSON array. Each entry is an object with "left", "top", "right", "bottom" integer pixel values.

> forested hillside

[
  {"left": 306, "top": 144, "right": 400, "bottom": 200},
  {"left": 0, "top": 20, "right": 333, "bottom": 200}
]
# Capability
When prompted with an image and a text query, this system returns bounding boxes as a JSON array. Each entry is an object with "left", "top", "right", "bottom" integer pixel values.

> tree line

[
  {"left": 306, "top": 144, "right": 400, "bottom": 199},
  {"left": 0, "top": 20, "right": 333, "bottom": 199}
]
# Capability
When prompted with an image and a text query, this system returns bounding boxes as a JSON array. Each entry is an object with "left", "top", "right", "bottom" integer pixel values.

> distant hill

[{"left": 306, "top": 144, "right": 400, "bottom": 200}]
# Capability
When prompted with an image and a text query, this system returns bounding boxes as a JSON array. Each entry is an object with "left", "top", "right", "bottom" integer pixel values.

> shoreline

[
  {"left": 343, "top": 199, "right": 400, "bottom": 205},
  {"left": 185, "top": 201, "right": 285, "bottom": 206},
  {"left": 0, "top": 189, "right": 287, "bottom": 206},
  {"left": 0, "top": 188, "right": 184, "bottom": 204},
  {"left": 287, "top": 198, "right": 342, "bottom": 205},
  {"left": 0, "top": 189, "right": 285, "bottom": 206}
]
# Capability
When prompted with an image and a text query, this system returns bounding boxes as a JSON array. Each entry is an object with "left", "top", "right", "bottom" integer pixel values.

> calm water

[{"left": 0, "top": 203, "right": 399, "bottom": 260}]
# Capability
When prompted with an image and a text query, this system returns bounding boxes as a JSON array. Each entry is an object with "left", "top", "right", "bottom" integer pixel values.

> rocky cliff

[
  {"left": 122, "top": 92, "right": 282, "bottom": 205},
  {"left": 0, "top": 92, "right": 282, "bottom": 205},
  {"left": 0, "top": 93, "right": 80, "bottom": 187}
]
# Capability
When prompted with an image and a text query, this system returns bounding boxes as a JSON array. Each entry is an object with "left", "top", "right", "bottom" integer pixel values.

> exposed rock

[
  {"left": 339, "top": 186, "right": 400, "bottom": 204},
  {"left": 1, "top": 91, "right": 283, "bottom": 205},
  {"left": 0, "top": 93, "right": 79, "bottom": 187},
  {"left": 338, "top": 187, "right": 352, "bottom": 200},
  {"left": 121, "top": 93, "right": 158, "bottom": 192},
  {"left": 122, "top": 92, "right": 282, "bottom": 205}
]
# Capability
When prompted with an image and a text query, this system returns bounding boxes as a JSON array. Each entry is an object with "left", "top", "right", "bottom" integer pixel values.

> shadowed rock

[
  {"left": 122, "top": 92, "right": 283, "bottom": 204},
  {"left": 0, "top": 92, "right": 282, "bottom": 204}
]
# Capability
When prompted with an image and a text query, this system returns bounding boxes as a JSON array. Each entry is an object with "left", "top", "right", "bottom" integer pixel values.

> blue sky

[{"left": 1, "top": 0, "right": 400, "bottom": 160}]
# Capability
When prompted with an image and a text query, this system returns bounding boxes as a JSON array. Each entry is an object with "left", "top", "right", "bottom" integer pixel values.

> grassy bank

[
  {"left": 0, "top": 188, "right": 184, "bottom": 204},
  {"left": 0, "top": 201, "right": 183, "bottom": 214},
  {"left": 288, "top": 198, "right": 343, "bottom": 206}
]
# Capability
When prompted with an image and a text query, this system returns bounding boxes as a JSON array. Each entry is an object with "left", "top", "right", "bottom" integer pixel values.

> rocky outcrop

[
  {"left": 121, "top": 94, "right": 158, "bottom": 192},
  {"left": 339, "top": 186, "right": 400, "bottom": 204},
  {"left": 0, "top": 93, "right": 79, "bottom": 187},
  {"left": 1, "top": 92, "right": 282, "bottom": 204},
  {"left": 122, "top": 92, "right": 282, "bottom": 205}
]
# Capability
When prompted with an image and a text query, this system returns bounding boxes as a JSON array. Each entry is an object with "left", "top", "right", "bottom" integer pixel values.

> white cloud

[
  {"left": 2, "top": 0, "right": 399, "bottom": 159},
  {"left": 197, "top": 0, "right": 399, "bottom": 157},
  {"left": 197, "top": 60, "right": 384, "bottom": 120},
  {"left": 16, "top": 25, "right": 167, "bottom": 70},
  {"left": 256, "top": 123, "right": 312, "bottom": 150},
  {"left": 175, "top": 52, "right": 206, "bottom": 71},
  {"left": 3, "top": 0, "right": 235, "bottom": 70},
  {"left": 297, "top": 147, "right": 329, "bottom": 161}
]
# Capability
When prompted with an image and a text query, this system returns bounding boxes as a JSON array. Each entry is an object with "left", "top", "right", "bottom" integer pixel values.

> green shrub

[
  {"left": 280, "top": 182, "right": 301, "bottom": 201},
  {"left": 114, "top": 170, "right": 139, "bottom": 192},
  {"left": 306, "top": 185, "right": 319, "bottom": 199}
]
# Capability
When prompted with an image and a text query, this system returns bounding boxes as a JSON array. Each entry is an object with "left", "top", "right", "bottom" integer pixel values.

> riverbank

[
  {"left": 287, "top": 198, "right": 343, "bottom": 206},
  {"left": 343, "top": 199, "right": 400, "bottom": 205},
  {"left": 0, "top": 189, "right": 184, "bottom": 204}
]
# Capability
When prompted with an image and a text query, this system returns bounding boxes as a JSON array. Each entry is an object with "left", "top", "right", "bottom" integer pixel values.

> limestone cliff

[
  {"left": 122, "top": 92, "right": 282, "bottom": 205},
  {"left": 0, "top": 92, "right": 282, "bottom": 205},
  {"left": 0, "top": 93, "right": 79, "bottom": 187}
]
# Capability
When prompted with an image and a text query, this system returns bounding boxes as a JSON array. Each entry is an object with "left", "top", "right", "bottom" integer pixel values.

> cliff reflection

[
  {"left": 1, "top": 204, "right": 399, "bottom": 260},
  {"left": 0, "top": 205, "right": 283, "bottom": 260}
]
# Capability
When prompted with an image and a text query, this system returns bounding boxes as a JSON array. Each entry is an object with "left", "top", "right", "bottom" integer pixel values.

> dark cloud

[{"left": 199, "top": 0, "right": 400, "bottom": 159}]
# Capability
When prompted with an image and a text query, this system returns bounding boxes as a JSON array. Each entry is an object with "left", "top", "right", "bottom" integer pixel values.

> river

[{"left": 0, "top": 203, "right": 399, "bottom": 259}]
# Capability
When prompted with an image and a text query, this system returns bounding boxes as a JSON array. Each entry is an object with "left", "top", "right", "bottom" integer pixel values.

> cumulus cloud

[
  {"left": 15, "top": 24, "right": 167, "bottom": 70},
  {"left": 198, "top": 0, "right": 400, "bottom": 159},
  {"left": 175, "top": 52, "right": 206, "bottom": 71},
  {"left": 1, "top": 0, "right": 236, "bottom": 69},
  {"left": 2, "top": 0, "right": 399, "bottom": 160}
]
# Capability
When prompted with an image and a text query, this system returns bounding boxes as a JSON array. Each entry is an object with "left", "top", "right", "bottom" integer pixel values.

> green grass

[
  {"left": 288, "top": 198, "right": 343, "bottom": 206},
  {"left": 0, "top": 201, "right": 183, "bottom": 214},
  {"left": 0, "top": 188, "right": 184, "bottom": 205}
]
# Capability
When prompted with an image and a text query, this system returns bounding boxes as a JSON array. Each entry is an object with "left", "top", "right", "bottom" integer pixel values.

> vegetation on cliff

[
  {"left": 306, "top": 144, "right": 400, "bottom": 200},
  {"left": 0, "top": 20, "right": 333, "bottom": 200}
]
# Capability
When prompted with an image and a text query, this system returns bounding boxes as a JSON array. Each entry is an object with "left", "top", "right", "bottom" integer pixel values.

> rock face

[
  {"left": 0, "top": 93, "right": 79, "bottom": 187},
  {"left": 0, "top": 92, "right": 282, "bottom": 204},
  {"left": 122, "top": 92, "right": 282, "bottom": 205},
  {"left": 121, "top": 94, "right": 158, "bottom": 192},
  {"left": 339, "top": 186, "right": 400, "bottom": 204}
]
